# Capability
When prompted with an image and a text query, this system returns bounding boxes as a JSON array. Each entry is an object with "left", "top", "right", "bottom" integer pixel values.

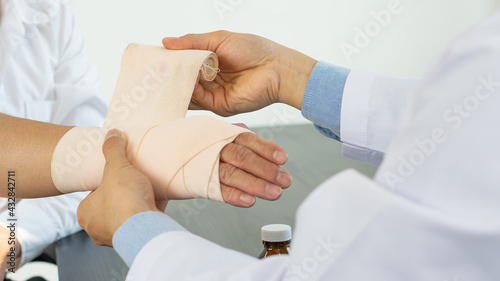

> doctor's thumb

[
  {"left": 102, "top": 129, "right": 129, "bottom": 169},
  {"left": 163, "top": 31, "right": 228, "bottom": 51},
  {"left": 162, "top": 37, "right": 195, "bottom": 50}
]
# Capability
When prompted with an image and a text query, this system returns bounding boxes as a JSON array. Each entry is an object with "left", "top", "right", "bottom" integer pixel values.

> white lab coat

[
  {"left": 0, "top": 0, "right": 107, "bottom": 265},
  {"left": 126, "top": 9, "right": 500, "bottom": 281}
]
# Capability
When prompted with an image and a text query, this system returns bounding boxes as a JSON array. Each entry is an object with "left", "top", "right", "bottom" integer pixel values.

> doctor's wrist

[{"left": 277, "top": 48, "right": 318, "bottom": 110}]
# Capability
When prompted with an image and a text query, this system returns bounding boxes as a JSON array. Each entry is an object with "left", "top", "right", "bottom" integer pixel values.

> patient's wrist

[{"left": 50, "top": 126, "right": 149, "bottom": 193}]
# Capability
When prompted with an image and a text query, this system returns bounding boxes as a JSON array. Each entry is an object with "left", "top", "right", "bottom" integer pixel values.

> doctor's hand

[
  {"left": 78, "top": 130, "right": 161, "bottom": 247},
  {"left": 162, "top": 31, "right": 317, "bottom": 115}
]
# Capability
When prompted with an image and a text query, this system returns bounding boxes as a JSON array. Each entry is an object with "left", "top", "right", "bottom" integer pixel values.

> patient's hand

[
  {"left": 132, "top": 120, "right": 292, "bottom": 208},
  {"left": 219, "top": 126, "right": 291, "bottom": 207}
]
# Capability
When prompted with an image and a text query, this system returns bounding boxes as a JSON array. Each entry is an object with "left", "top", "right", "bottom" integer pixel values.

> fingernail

[
  {"left": 105, "top": 129, "right": 121, "bottom": 140},
  {"left": 276, "top": 168, "right": 292, "bottom": 187},
  {"left": 240, "top": 194, "right": 256, "bottom": 206},
  {"left": 273, "top": 150, "right": 288, "bottom": 164},
  {"left": 266, "top": 184, "right": 283, "bottom": 199}
]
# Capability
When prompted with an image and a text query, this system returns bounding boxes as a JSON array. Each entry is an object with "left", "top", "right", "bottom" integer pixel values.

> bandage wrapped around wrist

[{"left": 51, "top": 45, "right": 249, "bottom": 202}]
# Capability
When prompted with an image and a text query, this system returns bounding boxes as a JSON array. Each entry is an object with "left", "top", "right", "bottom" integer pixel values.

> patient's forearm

[{"left": 0, "top": 113, "right": 72, "bottom": 198}]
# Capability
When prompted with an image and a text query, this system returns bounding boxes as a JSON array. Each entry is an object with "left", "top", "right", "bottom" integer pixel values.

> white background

[{"left": 68, "top": 0, "right": 500, "bottom": 127}]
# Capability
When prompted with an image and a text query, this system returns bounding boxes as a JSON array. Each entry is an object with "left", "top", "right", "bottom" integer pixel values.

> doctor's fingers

[
  {"left": 188, "top": 80, "right": 216, "bottom": 112},
  {"left": 189, "top": 80, "right": 235, "bottom": 117}
]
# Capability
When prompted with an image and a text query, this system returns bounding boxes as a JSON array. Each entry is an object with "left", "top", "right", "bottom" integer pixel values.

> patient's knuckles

[
  {"left": 236, "top": 133, "right": 278, "bottom": 159},
  {"left": 227, "top": 143, "right": 254, "bottom": 166},
  {"left": 234, "top": 132, "right": 255, "bottom": 147},
  {"left": 244, "top": 156, "right": 279, "bottom": 180},
  {"left": 219, "top": 163, "right": 239, "bottom": 185}
]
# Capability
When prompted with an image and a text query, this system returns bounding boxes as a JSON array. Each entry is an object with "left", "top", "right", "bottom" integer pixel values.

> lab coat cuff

[
  {"left": 342, "top": 143, "right": 384, "bottom": 166},
  {"left": 112, "top": 211, "right": 187, "bottom": 267},
  {"left": 341, "top": 70, "right": 378, "bottom": 161},
  {"left": 301, "top": 61, "right": 351, "bottom": 141}
]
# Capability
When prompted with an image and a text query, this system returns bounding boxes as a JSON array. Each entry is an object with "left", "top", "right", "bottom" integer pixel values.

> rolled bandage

[
  {"left": 51, "top": 45, "right": 250, "bottom": 202},
  {"left": 105, "top": 44, "right": 219, "bottom": 128}
]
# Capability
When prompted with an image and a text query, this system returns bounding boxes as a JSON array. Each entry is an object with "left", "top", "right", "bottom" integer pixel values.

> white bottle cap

[{"left": 261, "top": 224, "right": 292, "bottom": 242}]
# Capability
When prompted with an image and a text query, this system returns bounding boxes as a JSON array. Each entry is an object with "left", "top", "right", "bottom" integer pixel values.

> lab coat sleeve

[
  {"left": 49, "top": 4, "right": 108, "bottom": 127},
  {"left": 125, "top": 170, "right": 500, "bottom": 280},
  {"left": 112, "top": 212, "right": 187, "bottom": 267},
  {"left": 300, "top": 61, "right": 419, "bottom": 166},
  {"left": 340, "top": 71, "right": 419, "bottom": 165}
]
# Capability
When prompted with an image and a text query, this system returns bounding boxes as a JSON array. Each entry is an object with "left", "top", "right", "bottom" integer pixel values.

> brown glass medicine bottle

[{"left": 258, "top": 224, "right": 291, "bottom": 259}]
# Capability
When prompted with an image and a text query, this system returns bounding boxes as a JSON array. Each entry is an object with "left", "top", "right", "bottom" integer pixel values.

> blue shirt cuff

[
  {"left": 301, "top": 61, "right": 351, "bottom": 141},
  {"left": 112, "top": 211, "right": 186, "bottom": 267}
]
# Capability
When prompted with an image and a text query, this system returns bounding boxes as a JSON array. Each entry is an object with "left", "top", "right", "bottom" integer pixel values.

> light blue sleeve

[
  {"left": 301, "top": 61, "right": 351, "bottom": 141},
  {"left": 112, "top": 211, "right": 187, "bottom": 267}
]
